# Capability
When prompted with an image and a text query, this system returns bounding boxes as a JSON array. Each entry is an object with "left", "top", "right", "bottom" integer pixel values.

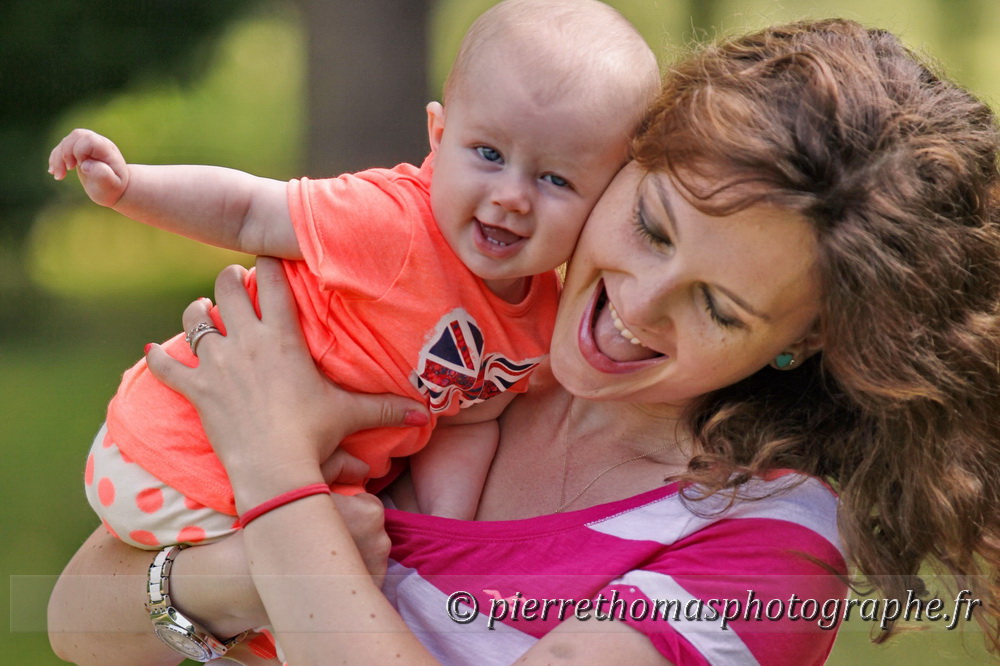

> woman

[{"left": 49, "top": 18, "right": 1000, "bottom": 665}]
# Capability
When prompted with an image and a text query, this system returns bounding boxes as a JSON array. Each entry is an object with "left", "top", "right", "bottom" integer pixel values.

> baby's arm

[
  {"left": 48, "top": 129, "right": 301, "bottom": 258},
  {"left": 408, "top": 393, "right": 516, "bottom": 520}
]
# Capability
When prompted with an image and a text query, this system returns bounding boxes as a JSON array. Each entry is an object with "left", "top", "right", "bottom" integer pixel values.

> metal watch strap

[{"left": 146, "top": 544, "right": 246, "bottom": 661}]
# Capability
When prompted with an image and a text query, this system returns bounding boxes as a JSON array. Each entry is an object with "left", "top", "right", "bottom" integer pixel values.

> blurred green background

[{"left": 3, "top": 0, "right": 997, "bottom": 662}]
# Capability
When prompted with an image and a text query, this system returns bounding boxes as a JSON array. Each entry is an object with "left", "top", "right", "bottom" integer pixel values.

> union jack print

[{"left": 411, "top": 309, "right": 541, "bottom": 412}]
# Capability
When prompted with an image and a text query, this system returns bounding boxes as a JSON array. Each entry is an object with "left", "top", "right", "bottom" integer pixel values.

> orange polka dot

[
  {"left": 119, "top": 449, "right": 133, "bottom": 464},
  {"left": 136, "top": 487, "right": 164, "bottom": 514},
  {"left": 97, "top": 478, "right": 115, "bottom": 506},
  {"left": 177, "top": 526, "right": 206, "bottom": 544},
  {"left": 84, "top": 454, "right": 94, "bottom": 486},
  {"left": 183, "top": 496, "right": 205, "bottom": 511},
  {"left": 101, "top": 431, "right": 114, "bottom": 448},
  {"left": 129, "top": 530, "right": 159, "bottom": 547},
  {"left": 101, "top": 519, "right": 119, "bottom": 540}
]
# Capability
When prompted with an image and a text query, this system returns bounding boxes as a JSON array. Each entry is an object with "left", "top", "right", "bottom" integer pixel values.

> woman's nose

[
  {"left": 620, "top": 274, "right": 680, "bottom": 331},
  {"left": 492, "top": 174, "right": 532, "bottom": 214}
]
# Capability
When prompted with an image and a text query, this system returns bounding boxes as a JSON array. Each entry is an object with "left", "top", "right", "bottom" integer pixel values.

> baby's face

[{"left": 429, "top": 62, "right": 632, "bottom": 291}]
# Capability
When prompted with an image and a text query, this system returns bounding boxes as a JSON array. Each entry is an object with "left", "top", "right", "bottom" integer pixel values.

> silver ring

[{"left": 185, "top": 322, "right": 222, "bottom": 357}]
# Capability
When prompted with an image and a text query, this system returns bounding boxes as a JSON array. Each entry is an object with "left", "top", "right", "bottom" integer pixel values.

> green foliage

[
  {"left": 30, "top": 10, "right": 305, "bottom": 299},
  {"left": 0, "top": 0, "right": 260, "bottom": 244}
]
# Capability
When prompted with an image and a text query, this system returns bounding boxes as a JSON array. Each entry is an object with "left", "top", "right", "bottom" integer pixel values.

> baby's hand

[{"left": 48, "top": 128, "right": 129, "bottom": 207}]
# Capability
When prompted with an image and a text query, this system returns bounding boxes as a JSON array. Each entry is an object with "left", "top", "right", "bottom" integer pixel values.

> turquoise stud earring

[{"left": 774, "top": 353, "right": 795, "bottom": 369}]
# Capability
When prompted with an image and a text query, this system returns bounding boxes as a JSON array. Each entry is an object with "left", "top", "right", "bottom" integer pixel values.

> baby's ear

[{"left": 426, "top": 102, "right": 445, "bottom": 152}]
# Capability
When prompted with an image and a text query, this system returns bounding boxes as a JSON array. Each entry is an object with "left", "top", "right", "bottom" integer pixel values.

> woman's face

[{"left": 551, "top": 162, "right": 823, "bottom": 405}]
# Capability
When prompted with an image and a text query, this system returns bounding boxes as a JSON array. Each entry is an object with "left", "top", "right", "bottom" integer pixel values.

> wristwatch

[{"left": 146, "top": 544, "right": 247, "bottom": 662}]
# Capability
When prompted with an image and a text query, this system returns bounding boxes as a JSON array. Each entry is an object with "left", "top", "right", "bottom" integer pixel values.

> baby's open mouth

[{"left": 478, "top": 221, "right": 523, "bottom": 246}]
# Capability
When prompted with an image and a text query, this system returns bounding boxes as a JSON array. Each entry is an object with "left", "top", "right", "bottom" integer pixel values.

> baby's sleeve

[
  {"left": 601, "top": 515, "right": 848, "bottom": 666},
  {"left": 287, "top": 169, "right": 419, "bottom": 300}
]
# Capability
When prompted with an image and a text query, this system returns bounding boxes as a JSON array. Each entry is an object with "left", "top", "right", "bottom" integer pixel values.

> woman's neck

[{"left": 477, "top": 368, "right": 695, "bottom": 519}]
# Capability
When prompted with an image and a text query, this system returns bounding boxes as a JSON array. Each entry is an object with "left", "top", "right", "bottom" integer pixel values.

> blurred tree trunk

[{"left": 296, "top": 0, "right": 432, "bottom": 177}]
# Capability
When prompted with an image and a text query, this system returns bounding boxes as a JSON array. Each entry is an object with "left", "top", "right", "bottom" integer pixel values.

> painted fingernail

[
  {"left": 144, "top": 343, "right": 152, "bottom": 355},
  {"left": 403, "top": 410, "right": 429, "bottom": 427}
]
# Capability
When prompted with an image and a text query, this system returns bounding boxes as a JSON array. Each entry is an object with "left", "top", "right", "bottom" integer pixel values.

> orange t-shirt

[{"left": 106, "top": 156, "right": 560, "bottom": 515}]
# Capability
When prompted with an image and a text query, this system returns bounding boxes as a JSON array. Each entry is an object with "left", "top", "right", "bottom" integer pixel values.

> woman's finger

[
  {"left": 180, "top": 298, "right": 226, "bottom": 360},
  {"left": 213, "top": 263, "right": 259, "bottom": 332},
  {"left": 253, "top": 256, "right": 304, "bottom": 338},
  {"left": 180, "top": 297, "right": 215, "bottom": 335},
  {"left": 320, "top": 449, "right": 371, "bottom": 486},
  {"left": 145, "top": 343, "right": 195, "bottom": 394},
  {"left": 340, "top": 391, "right": 430, "bottom": 434}
]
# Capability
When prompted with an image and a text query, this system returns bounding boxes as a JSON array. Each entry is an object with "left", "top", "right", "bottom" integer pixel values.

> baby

[{"left": 49, "top": 0, "right": 658, "bottom": 545}]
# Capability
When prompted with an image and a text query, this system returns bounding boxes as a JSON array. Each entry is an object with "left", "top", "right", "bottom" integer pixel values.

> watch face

[{"left": 154, "top": 623, "right": 213, "bottom": 660}]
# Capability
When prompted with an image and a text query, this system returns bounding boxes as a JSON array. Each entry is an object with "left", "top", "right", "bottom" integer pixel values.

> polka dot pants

[{"left": 84, "top": 424, "right": 239, "bottom": 550}]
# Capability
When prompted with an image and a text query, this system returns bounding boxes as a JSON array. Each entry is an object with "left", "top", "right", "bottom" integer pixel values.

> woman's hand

[
  {"left": 330, "top": 493, "right": 392, "bottom": 584},
  {"left": 145, "top": 257, "right": 428, "bottom": 506}
]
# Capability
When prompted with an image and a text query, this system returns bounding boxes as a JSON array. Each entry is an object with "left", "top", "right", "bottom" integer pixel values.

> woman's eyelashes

[
  {"left": 633, "top": 201, "right": 667, "bottom": 246},
  {"left": 699, "top": 285, "right": 742, "bottom": 329}
]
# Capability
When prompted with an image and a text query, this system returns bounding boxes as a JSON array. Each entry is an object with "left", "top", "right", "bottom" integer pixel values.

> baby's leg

[{"left": 84, "top": 424, "right": 238, "bottom": 549}]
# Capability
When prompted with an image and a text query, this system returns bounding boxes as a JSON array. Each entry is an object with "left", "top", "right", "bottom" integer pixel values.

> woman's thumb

[{"left": 347, "top": 392, "right": 429, "bottom": 432}]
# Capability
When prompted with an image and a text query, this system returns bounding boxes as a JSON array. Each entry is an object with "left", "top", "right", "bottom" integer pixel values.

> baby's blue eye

[
  {"left": 477, "top": 146, "right": 503, "bottom": 163},
  {"left": 543, "top": 174, "right": 569, "bottom": 188}
]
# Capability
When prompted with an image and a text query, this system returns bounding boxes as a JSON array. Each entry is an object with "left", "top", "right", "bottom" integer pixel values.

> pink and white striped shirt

[{"left": 383, "top": 473, "right": 847, "bottom": 665}]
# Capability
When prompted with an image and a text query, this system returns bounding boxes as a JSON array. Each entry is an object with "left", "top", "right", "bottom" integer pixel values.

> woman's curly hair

[{"left": 634, "top": 18, "right": 1000, "bottom": 649}]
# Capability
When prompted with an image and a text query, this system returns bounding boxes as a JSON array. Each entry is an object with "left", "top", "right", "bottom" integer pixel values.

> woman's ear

[
  {"left": 797, "top": 321, "right": 824, "bottom": 359},
  {"left": 426, "top": 102, "right": 445, "bottom": 153},
  {"left": 771, "top": 322, "right": 824, "bottom": 370}
]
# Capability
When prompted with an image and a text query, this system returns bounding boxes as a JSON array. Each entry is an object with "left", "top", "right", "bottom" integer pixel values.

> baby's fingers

[{"left": 48, "top": 133, "right": 80, "bottom": 180}]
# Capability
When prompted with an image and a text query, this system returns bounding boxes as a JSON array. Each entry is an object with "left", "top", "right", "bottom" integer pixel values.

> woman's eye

[
  {"left": 476, "top": 146, "right": 503, "bottom": 163},
  {"left": 700, "top": 285, "right": 742, "bottom": 329},
  {"left": 632, "top": 203, "right": 672, "bottom": 247},
  {"left": 542, "top": 173, "right": 570, "bottom": 188}
]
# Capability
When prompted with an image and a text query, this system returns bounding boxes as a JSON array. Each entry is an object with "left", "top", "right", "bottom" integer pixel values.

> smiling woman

[{"left": 552, "top": 162, "right": 822, "bottom": 401}]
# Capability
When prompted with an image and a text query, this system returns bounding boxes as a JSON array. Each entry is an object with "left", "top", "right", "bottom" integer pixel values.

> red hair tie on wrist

[{"left": 238, "top": 483, "right": 332, "bottom": 527}]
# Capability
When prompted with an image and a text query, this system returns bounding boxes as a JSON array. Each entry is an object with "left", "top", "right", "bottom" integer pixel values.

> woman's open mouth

[
  {"left": 578, "top": 281, "right": 666, "bottom": 373},
  {"left": 473, "top": 219, "right": 526, "bottom": 258}
]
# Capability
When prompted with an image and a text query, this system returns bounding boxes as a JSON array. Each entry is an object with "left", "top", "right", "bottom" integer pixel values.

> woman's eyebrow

[{"left": 716, "top": 285, "right": 771, "bottom": 322}]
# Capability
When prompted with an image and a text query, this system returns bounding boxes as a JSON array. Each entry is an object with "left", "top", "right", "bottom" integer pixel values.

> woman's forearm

[
  {"left": 48, "top": 527, "right": 265, "bottom": 665},
  {"left": 48, "top": 528, "right": 184, "bottom": 666},
  {"left": 238, "top": 492, "right": 437, "bottom": 664}
]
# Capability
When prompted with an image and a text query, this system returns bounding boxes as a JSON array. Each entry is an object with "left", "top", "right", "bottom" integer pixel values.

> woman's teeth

[{"left": 607, "top": 301, "right": 646, "bottom": 347}]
